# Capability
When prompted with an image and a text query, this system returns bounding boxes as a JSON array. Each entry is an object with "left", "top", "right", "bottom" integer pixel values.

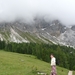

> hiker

[{"left": 50, "top": 54, "right": 57, "bottom": 75}]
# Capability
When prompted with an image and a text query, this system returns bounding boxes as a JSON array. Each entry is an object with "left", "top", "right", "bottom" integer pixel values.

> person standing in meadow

[{"left": 50, "top": 54, "right": 57, "bottom": 75}]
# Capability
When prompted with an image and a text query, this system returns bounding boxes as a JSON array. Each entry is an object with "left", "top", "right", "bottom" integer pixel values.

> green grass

[
  {"left": 40, "top": 36, "right": 53, "bottom": 44},
  {"left": 73, "top": 71, "right": 75, "bottom": 75},
  {"left": 0, "top": 29, "right": 10, "bottom": 41},
  {"left": 15, "top": 28, "right": 45, "bottom": 43},
  {"left": 0, "top": 50, "right": 68, "bottom": 75}
]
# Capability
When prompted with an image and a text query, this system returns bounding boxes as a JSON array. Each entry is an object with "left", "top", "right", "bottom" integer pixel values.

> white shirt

[{"left": 51, "top": 57, "right": 56, "bottom": 66}]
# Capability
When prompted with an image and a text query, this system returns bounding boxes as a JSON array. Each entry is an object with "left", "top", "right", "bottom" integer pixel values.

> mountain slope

[
  {"left": 58, "top": 28, "right": 75, "bottom": 47},
  {"left": 0, "top": 50, "right": 69, "bottom": 75},
  {"left": 0, "top": 18, "right": 75, "bottom": 47},
  {"left": 0, "top": 22, "right": 53, "bottom": 44}
]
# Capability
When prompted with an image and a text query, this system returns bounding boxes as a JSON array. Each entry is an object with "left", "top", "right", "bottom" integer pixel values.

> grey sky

[{"left": 0, "top": 0, "right": 75, "bottom": 26}]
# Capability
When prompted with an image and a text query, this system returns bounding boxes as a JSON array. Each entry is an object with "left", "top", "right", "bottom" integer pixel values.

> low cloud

[{"left": 0, "top": 0, "right": 75, "bottom": 26}]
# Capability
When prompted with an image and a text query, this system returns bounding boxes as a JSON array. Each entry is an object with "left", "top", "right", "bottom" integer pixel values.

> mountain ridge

[{"left": 0, "top": 17, "right": 75, "bottom": 47}]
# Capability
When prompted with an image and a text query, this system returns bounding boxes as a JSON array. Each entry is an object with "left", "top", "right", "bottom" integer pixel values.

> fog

[{"left": 0, "top": 0, "right": 75, "bottom": 26}]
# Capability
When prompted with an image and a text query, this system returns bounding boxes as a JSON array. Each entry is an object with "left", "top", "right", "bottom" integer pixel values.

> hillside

[
  {"left": 0, "top": 50, "right": 69, "bottom": 75},
  {"left": 0, "top": 24, "right": 53, "bottom": 44},
  {"left": 73, "top": 71, "right": 75, "bottom": 75},
  {"left": 0, "top": 19, "right": 75, "bottom": 47}
]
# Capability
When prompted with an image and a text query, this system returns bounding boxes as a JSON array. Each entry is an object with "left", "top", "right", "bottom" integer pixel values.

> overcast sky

[{"left": 0, "top": 0, "right": 75, "bottom": 26}]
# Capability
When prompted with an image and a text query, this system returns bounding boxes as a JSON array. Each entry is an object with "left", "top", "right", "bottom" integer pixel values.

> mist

[{"left": 0, "top": 0, "right": 75, "bottom": 26}]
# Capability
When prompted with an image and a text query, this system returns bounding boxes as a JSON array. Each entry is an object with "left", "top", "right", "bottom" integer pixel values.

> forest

[{"left": 0, "top": 40, "right": 75, "bottom": 70}]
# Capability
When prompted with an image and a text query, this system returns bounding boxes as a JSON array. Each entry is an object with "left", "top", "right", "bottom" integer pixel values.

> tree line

[{"left": 0, "top": 40, "right": 75, "bottom": 70}]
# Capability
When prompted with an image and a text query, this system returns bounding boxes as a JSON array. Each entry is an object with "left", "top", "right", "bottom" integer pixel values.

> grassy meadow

[
  {"left": 73, "top": 71, "right": 75, "bottom": 75},
  {"left": 0, "top": 50, "right": 69, "bottom": 75}
]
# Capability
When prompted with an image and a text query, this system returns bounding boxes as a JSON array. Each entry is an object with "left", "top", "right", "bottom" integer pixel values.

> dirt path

[{"left": 68, "top": 71, "right": 73, "bottom": 75}]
